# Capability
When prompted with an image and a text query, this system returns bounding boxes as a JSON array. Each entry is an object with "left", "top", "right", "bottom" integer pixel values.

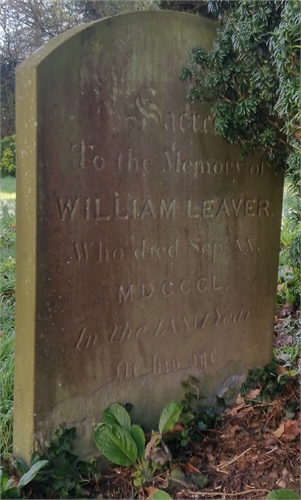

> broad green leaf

[
  {"left": 151, "top": 490, "right": 173, "bottom": 500},
  {"left": 266, "top": 490, "right": 300, "bottom": 500},
  {"left": 0, "top": 469, "right": 6, "bottom": 488},
  {"left": 102, "top": 403, "right": 131, "bottom": 430},
  {"left": 1, "top": 486, "right": 18, "bottom": 499},
  {"left": 130, "top": 425, "right": 145, "bottom": 460},
  {"left": 4, "top": 479, "right": 15, "bottom": 490},
  {"left": 94, "top": 423, "right": 137, "bottom": 466},
  {"left": 179, "top": 412, "right": 194, "bottom": 424},
  {"left": 159, "top": 402, "right": 183, "bottom": 434},
  {"left": 17, "top": 460, "right": 49, "bottom": 490}
]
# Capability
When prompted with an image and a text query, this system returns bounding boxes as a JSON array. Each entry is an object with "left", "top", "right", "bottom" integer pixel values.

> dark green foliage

[
  {"left": 180, "top": 0, "right": 300, "bottom": 182},
  {"left": 159, "top": 1, "right": 213, "bottom": 17},
  {"left": 278, "top": 185, "right": 300, "bottom": 308},
  {"left": 0, "top": 467, "right": 18, "bottom": 499},
  {"left": 0, "top": 60, "right": 17, "bottom": 139},
  {"left": 26, "top": 425, "right": 98, "bottom": 498},
  {"left": 270, "top": 0, "right": 301, "bottom": 186},
  {"left": 0, "top": 136, "right": 16, "bottom": 177},
  {"left": 240, "top": 359, "right": 299, "bottom": 408},
  {"left": 164, "top": 376, "right": 221, "bottom": 450}
]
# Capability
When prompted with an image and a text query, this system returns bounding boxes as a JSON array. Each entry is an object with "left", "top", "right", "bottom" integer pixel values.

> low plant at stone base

[
  {"left": 4, "top": 425, "right": 99, "bottom": 499},
  {"left": 0, "top": 460, "right": 48, "bottom": 499},
  {"left": 274, "top": 343, "right": 300, "bottom": 376},
  {"left": 240, "top": 358, "right": 299, "bottom": 411},
  {"left": 93, "top": 401, "right": 183, "bottom": 497},
  {"left": 164, "top": 375, "right": 222, "bottom": 453},
  {"left": 31, "top": 425, "right": 99, "bottom": 498}
]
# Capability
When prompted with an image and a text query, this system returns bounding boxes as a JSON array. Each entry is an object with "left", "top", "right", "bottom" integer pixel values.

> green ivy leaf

[
  {"left": 17, "top": 460, "right": 49, "bottom": 490},
  {"left": 130, "top": 425, "right": 145, "bottom": 460},
  {"left": 94, "top": 423, "right": 137, "bottom": 466},
  {"left": 266, "top": 489, "right": 300, "bottom": 499},
  {"left": 102, "top": 403, "right": 131, "bottom": 430},
  {"left": 159, "top": 402, "right": 183, "bottom": 434}
]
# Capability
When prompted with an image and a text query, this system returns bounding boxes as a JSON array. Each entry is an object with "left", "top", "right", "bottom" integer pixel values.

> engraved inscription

[
  {"left": 117, "top": 148, "right": 153, "bottom": 171},
  {"left": 57, "top": 197, "right": 79, "bottom": 221},
  {"left": 72, "top": 238, "right": 179, "bottom": 263},
  {"left": 163, "top": 150, "right": 242, "bottom": 177},
  {"left": 125, "top": 88, "right": 162, "bottom": 130},
  {"left": 117, "top": 275, "right": 224, "bottom": 303},
  {"left": 236, "top": 239, "right": 259, "bottom": 252},
  {"left": 74, "top": 327, "right": 97, "bottom": 350},
  {"left": 133, "top": 238, "right": 178, "bottom": 259},
  {"left": 186, "top": 198, "right": 270, "bottom": 218},
  {"left": 107, "top": 308, "right": 253, "bottom": 343},
  {"left": 73, "top": 242, "right": 94, "bottom": 262},
  {"left": 58, "top": 196, "right": 271, "bottom": 221},
  {"left": 69, "top": 141, "right": 267, "bottom": 177},
  {"left": 71, "top": 141, "right": 105, "bottom": 170},
  {"left": 124, "top": 88, "right": 214, "bottom": 134},
  {"left": 71, "top": 236, "right": 261, "bottom": 264},
  {"left": 189, "top": 239, "right": 222, "bottom": 262},
  {"left": 114, "top": 349, "right": 218, "bottom": 383}
]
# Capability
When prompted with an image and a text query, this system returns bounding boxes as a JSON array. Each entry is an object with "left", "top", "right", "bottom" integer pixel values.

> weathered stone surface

[{"left": 14, "top": 11, "right": 284, "bottom": 462}]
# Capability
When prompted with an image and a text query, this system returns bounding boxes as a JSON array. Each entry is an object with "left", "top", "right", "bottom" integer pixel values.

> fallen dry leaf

[
  {"left": 189, "top": 455, "right": 203, "bottom": 468},
  {"left": 276, "top": 479, "right": 286, "bottom": 488},
  {"left": 282, "top": 419, "right": 301, "bottom": 441},
  {"left": 273, "top": 423, "right": 285, "bottom": 438},
  {"left": 236, "top": 394, "right": 245, "bottom": 405},
  {"left": 181, "top": 462, "right": 200, "bottom": 473},
  {"left": 269, "top": 471, "right": 278, "bottom": 480},
  {"left": 230, "top": 425, "right": 240, "bottom": 439},
  {"left": 145, "top": 486, "right": 158, "bottom": 499},
  {"left": 226, "top": 402, "right": 245, "bottom": 416},
  {"left": 144, "top": 433, "right": 172, "bottom": 465},
  {"left": 245, "top": 389, "right": 261, "bottom": 400},
  {"left": 250, "top": 421, "right": 260, "bottom": 428},
  {"left": 277, "top": 365, "right": 288, "bottom": 376},
  {"left": 165, "top": 423, "right": 185, "bottom": 435}
]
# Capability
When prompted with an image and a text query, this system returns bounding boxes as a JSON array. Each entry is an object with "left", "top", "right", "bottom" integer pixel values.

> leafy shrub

[
  {"left": 278, "top": 183, "right": 300, "bottom": 308},
  {"left": 0, "top": 135, "right": 16, "bottom": 177},
  {"left": 180, "top": 0, "right": 300, "bottom": 185}
]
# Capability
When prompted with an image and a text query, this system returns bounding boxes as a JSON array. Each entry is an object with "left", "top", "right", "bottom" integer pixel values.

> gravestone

[{"left": 14, "top": 11, "right": 284, "bottom": 462}]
